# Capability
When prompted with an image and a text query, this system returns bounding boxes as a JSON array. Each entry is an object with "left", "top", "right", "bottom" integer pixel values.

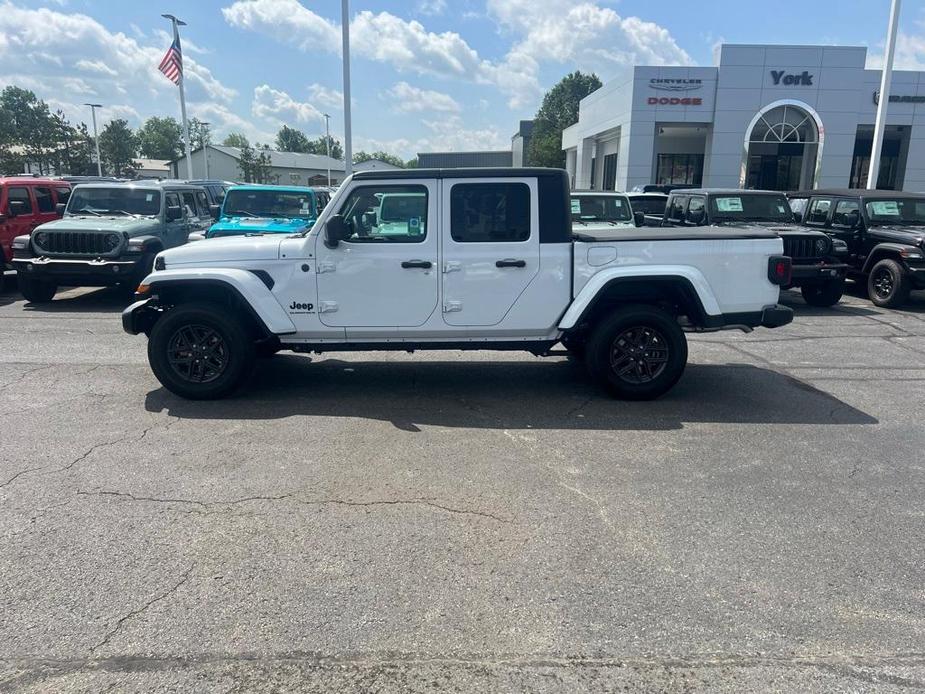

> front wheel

[
  {"left": 18, "top": 275, "right": 57, "bottom": 303},
  {"left": 800, "top": 278, "right": 845, "bottom": 307},
  {"left": 867, "top": 259, "right": 911, "bottom": 308},
  {"left": 585, "top": 305, "right": 688, "bottom": 400},
  {"left": 147, "top": 302, "right": 256, "bottom": 400}
]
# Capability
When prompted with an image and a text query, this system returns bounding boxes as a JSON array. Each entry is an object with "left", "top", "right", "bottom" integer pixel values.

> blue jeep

[{"left": 203, "top": 185, "right": 318, "bottom": 239}]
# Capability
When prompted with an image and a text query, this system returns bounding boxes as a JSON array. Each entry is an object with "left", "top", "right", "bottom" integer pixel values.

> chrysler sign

[{"left": 649, "top": 78, "right": 703, "bottom": 92}]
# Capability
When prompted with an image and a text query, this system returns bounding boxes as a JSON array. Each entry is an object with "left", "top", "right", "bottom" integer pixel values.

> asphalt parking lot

[{"left": 0, "top": 275, "right": 924, "bottom": 693}]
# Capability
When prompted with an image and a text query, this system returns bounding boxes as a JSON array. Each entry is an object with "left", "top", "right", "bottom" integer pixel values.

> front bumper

[
  {"left": 789, "top": 261, "right": 849, "bottom": 283},
  {"left": 122, "top": 298, "right": 159, "bottom": 335},
  {"left": 13, "top": 256, "right": 145, "bottom": 285}
]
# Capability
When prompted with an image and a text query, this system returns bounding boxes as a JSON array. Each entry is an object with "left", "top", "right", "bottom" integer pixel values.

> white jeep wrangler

[{"left": 123, "top": 168, "right": 794, "bottom": 400}]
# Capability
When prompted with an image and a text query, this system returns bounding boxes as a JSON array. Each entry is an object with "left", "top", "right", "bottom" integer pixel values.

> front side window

[
  {"left": 165, "top": 192, "right": 181, "bottom": 217},
  {"left": 667, "top": 196, "right": 688, "bottom": 222},
  {"left": 34, "top": 187, "right": 54, "bottom": 213},
  {"left": 789, "top": 197, "right": 808, "bottom": 219},
  {"left": 570, "top": 195, "right": 632, "bottom": 223},
  {"left": 806, "top": 198, "right": 832, "bottom": 225},
  {"left": 832, "top": 200, "right": 860, "bottom": 227},
  {"left": 7, "top": 187, "right": 33, "bottom": 214},
  {"left": 687, "top": 196, "right": 706, "bottom": 224},
  {"left": 710, "top": 194, "right": 792, "bottom": 223},
  {"left": 451, "top": 183, "right": 530, "bottom": 242},
  {"left": 182, "top": 192, "right": 199, "bottom": 217},
  {"left": 55, "top": 187, "right": 71, "bottom": 206},
  {"left": 67, "top": 187, "right": 161, "bottom": 216},
  {"left": 223, "top": 189, "right": 317, "bottom": 219},
  {"left": 195, "top": 191, "right": 210, "bottom": 215},
  {"left": 337, "top": 185, "right": 428, "bottom": 243},
  {"left": 865, "top": 198, "right": 925, "bottom": 226}
]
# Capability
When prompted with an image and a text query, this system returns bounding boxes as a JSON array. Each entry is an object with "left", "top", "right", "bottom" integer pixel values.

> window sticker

[
  {"left": 870, "top": 201, "right": 900, "bottom": 216},
  {"left": 146, "top": 194, "right": 154, "bottom": 202},
  {"left": 613, "top": 199, "right": 623, "bottom": 207},
  {"left": 777, "top": 204, "right": 787, "bottom": 214},
  {"left": 408, "top": 217, "right": 422, "bottom": 235},
  {"left": 571, "top": 199, "right": 581, "bottom": 214},
  {"left": 716, "top": 197, "right": 744, "bottom": 212}
]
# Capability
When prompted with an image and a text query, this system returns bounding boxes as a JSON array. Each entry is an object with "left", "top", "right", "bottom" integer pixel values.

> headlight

[
  {"left": 815, "top": 238, "right": 830, "bottom": 255},
  {"left": 832, "top": 239, "right": 848, "bottom": 251},
  {"left": 34, "top": 231, "right": 48, "bottom": 247},
  {"left": 106, "top": 233, "right": 121, "bottom": 249},
  {"left": 12, "top": 235, "right": 30, "bottom": 250}
]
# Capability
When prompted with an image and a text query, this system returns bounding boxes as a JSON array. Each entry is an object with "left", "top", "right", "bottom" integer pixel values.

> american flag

[{"left": 158, "top": 38, "right": 183, "bottom": 85}]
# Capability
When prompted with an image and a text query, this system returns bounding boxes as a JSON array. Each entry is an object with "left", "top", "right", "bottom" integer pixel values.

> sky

[{"left": 4, "top": 0, "right": 925, "bottom": 160}]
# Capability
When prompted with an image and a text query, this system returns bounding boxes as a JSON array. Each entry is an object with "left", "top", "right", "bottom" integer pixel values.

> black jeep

[
  {"left": 791, "top": 189, "right": 925, "bottom": 308},
  {"left": 662, "top": 189, "right": 849, "bottom": 307}
]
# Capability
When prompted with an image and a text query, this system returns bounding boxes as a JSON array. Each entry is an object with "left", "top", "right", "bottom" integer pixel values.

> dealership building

[{"left": 563, "top": 44, "right": 925, "bottom": 193}]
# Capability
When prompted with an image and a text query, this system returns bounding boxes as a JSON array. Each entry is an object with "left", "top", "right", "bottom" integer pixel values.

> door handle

[
  {"left": 496, "top": 259, "right": 526, "bottom": 268},
  {"left": 401, "top": 260, "right": 432, "bottom": 269}
]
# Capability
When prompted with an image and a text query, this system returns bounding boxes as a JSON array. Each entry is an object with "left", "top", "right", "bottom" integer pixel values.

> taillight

[{"left": 768, "top": 256, "right": 792, "bottom": 285}]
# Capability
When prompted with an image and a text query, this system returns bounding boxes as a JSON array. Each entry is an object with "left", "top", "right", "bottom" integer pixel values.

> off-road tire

[
  {"left": 585, "top": 304, "right": 688, "bottom": 400},
  {"left": 800, "top": 278, "right": 845, "bottom": 307},
  {"left": 867, "top": 259, "right": 911, "bottom": 308},
  {"left": 18, "top": 275, "right": 57, "bottom": 303},
  {"left": 148, "top": 302, "right": 256, "bottom": 400}
]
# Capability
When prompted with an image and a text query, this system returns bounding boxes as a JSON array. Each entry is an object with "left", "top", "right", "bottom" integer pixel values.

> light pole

[
  {"left": 323, "top": 113, "right": 332, "bottom": 186},
  {"left": 200, "top": 121, "right": 211, "bottom": 179},
  {"left": 341, "top": 0, "right": 353, "bottom": 177},
  {"left": 84, "top": 103, "right": 103, "bottom": 176},
  {"left": 869, "top": 0, "right": 902, "bottom": 189},
  {"left": 162, "top": 13, "right": 194, "bottom": 180}
]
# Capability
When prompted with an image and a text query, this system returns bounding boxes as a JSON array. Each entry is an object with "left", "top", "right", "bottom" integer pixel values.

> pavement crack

[
  {"left": 0, "top": 466, "right": 44, "bottom": 489},
  {"left": 302, "top": 498, "right": 511, "bottom": 523},
  {"left": 0, "top": 364, "right": 55, "bottom": 392},
  {"left": 89, "top": 565, "right": 194, "bottom": 653}
]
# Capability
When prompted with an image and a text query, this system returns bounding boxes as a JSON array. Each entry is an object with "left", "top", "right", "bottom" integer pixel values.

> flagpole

[
  {"left": 869, "top": 0, "right": 902, "bottom": 190},
  {"left": 341, "top": 0, "right": 353, "bottom": 177},
  {"left": 163, "top": 14, "right": 193, "bottom": 181}
]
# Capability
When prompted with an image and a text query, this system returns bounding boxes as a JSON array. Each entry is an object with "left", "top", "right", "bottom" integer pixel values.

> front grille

[
  {"left": 35, "top": 231, "right": 117, "bottom": 256},
  {"left": 783, "top": 236, "right": 824, "bottom": 260}
]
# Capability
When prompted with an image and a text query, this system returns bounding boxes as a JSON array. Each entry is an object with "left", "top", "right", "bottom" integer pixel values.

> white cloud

[
  {"left": 356, "top": 115, "right": 507, "bottom": 160},
  {"left": 383, "top": 81, "right": 460, "bottom": 113},
  {"left": 308, "top": 83, "right": 344, "bottom": 110},
  {"left": 867, "top": 23, "right": 925, "bottom": 71},
  {"left": 252, "top": 84, "right": 324, "bottom": 125},
  {"left": 222, "top": 0, "right": 340, "bottom": 53},
  {"left": 75, "top": 59, "right": 118, "bottom": 77},
  {"left": 417, "top": 0, "right": 447, "bottom": 16}
]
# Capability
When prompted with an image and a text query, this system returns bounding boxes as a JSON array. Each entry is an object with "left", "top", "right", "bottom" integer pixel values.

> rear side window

[
  {"left": 55, "top": 187, "right": 71, "bottom": 206},
  {"left": 8, "top": 187, "right": 33, "bottom": 214},
  {"left": 34, "top": 187, "right": 54, "bottom": 213},
  {"left": 832, "top": 200, "right": 860, "bottom": 227},
  {"left": 807, "top": 198, "right": 832, "bottom": 225},
  {"left": 450, "top": 183, "right": 530, "bottom": 242}
]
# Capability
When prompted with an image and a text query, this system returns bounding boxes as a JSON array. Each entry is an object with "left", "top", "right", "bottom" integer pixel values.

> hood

[
  {"left": 207, "top": 216, "right": 313, "bottom": 238},
  {"left": 159, "top": 234, "right": 284, "bottom": 266},
  {"left": 36, "top": 215, "right": 160, "bottom": 235}
]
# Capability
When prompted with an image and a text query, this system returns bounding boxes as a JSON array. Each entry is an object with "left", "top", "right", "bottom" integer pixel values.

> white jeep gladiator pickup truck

[{"left": 123, "top": 168, "right": 794, "bottom": 400}]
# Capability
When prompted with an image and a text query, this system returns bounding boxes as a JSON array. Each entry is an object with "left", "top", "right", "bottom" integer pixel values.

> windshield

[
  {"left": 223, "top": 189, "right": 316, "bottom": 218},
  {"left": 709, "top": 194, "right": 793, "bottom": 223},
  {"left": 67, "top": 187, "right": 161, "bottom": 216},
  {"left": 571, "top": 196, "right": 633, "bottom": 223},
  {"left": 379, "top": 194, "right": 426, "bottom": 223},
  {"left": 865, "top": 199, "right": 925, "bottom": 226}
]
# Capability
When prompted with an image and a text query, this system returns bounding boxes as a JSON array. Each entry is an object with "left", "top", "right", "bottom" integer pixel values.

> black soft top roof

[
  {"left": 672, "top": 188, "right": 785, "bottom": 196},
  {"left": 789, "top": 188, "right": 925, "bottom": 200},
  {"left": 352, "top": 167, "right": 567, "bottom": 181}
]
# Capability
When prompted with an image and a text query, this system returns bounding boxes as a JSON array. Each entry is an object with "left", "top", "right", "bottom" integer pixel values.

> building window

[
  {"left": 656, "top": 154, "right": 703, "bottom": 185},
  {"left": 602, "top": 153, "right": 618, "bottom": 191}
]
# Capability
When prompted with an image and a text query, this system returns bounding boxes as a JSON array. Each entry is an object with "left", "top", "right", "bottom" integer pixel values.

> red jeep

[{"left": 0, "top": 177, "right": 71, "bottom": 292}]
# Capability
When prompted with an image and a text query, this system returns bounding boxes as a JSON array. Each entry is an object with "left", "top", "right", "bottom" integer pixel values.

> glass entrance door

[{"left": 746, "top": 150, "right": 804, "bottom": 191}]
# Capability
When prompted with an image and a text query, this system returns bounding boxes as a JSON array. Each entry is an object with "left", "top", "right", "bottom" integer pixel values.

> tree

[
  {"left": 188, "top": 118, "right": 212, "bottom": 152},
  {"left": 222, "top": 132, "right": 250, "bottom": 148},
  {"left": 238, "top": 143, "right": 273, "bottom": 183},
  {"left": 353, "top": 150, "right": 405, "bottom": 168},
  {"left": 99, "top": 119, "right": 139, "bottom": 177},
  {"left": 0, "top": 86, "right": 57, "bottom": 174},
  {"left": 305, "top": 135, "right": 342, "bottom": 160},
  {"left": 137, "top": 116, "right": 183, "bottom": 160},
  {"left": 528, "top": 71, "right": 602, "bottom": 169},
  {"left": 275, "top": 125, "right": 311, "bottom": 153}
]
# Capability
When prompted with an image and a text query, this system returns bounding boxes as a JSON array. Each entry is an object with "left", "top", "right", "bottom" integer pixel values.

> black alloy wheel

[
  {"left": 609, "top": 326, "right": 670, "bottom": 385},
  {"left": 867, "top": 258, "right": 911, "bottom": 308},
  {"left": 166, "top": 324, "right": 229, "bottom": 384}
]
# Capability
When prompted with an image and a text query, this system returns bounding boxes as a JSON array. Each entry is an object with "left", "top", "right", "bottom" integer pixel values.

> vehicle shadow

[
  {"left": 20, "top": 286, "right": 133, "bottom": 313},
  {"left": 840, "top": 279, "right": 925, "bottom": 314},
  {"left": 144, "top": 357, "right": 877, "bottom": 432},
  {"left": 779, "top": 289, "right": 880, "bottom": 317},
  {"left": 0, "top": 273, "right": 20, "bottom": 308}
]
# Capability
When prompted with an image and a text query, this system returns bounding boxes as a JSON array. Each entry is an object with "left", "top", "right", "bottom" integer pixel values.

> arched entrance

[{"left": 741, "top": 101, "right": 823, "bottom": 191}]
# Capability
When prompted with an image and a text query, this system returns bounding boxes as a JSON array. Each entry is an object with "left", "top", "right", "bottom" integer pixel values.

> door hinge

[
  {"left": 317, "top": 261, "right": 336, "bottom": 274},
  {"left": 319, "top": 301, "right": 339, "bottom": 313},
  {"left": 443, "top": 261, "right": 461, "bottom": 273},
  {"left": 443, "top": 301, "right": 463, "bottom": 313}
]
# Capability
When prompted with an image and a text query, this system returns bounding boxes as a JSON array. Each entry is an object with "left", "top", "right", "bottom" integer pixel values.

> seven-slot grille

[
  {"left": 783, "top": 236, "right": 824, "bottom": 260},
  {"left": 35, "top": 231, "right": 117, "bottom": 256}
]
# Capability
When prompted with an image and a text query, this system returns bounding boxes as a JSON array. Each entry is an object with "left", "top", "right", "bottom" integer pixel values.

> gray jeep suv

[{"left": 11, "top": 181, "right": 212, "bottom": 303}]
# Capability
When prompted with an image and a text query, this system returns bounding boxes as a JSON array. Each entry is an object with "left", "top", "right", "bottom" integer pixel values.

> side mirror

[
  {"left": 845, "top": 210, "right": 861, "bottom": 229},
  {"left": 324, "top": 214, "right": 347, "bottom": 248},
  {"left": 55, "top": 203, "right": 66, "bottom": 216},
  {"left": 209, "top": 204, "right": 221, "bottom": 221},
  {"left": 8, "top": 200, "right": 25, "bottom": 217},
  {"left": 634, "top": 211, "right": 646, "bottom": 227},
  {"left": 165, "top": 205, "right": 183, "bottom": 222}
]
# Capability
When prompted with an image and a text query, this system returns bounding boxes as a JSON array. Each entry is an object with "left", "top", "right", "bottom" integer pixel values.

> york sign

[{"left": 770, "top": 70, "right": 814, "bottom": 86}]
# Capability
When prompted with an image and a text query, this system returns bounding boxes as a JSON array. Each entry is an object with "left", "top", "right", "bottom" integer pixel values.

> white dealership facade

[{"left": 563, "top": 44, "right": 925, "bottom": 193}]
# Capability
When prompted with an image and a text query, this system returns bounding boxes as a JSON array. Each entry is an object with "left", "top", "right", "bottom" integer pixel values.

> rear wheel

[
  {"left": 800, "top": 277, "right": 845, "bottom": 307},
  {"left": 585, "top": 304, "right": 687, "bottom": 400},
  {"left": 147, "top": 302, "right": 255, "bottom": 400},
  {"left": 18, "top": 275, "right": 57, "bottom": 303},
  {"left": 867, "top": 259, "right": 910, "bottom": 308}
]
